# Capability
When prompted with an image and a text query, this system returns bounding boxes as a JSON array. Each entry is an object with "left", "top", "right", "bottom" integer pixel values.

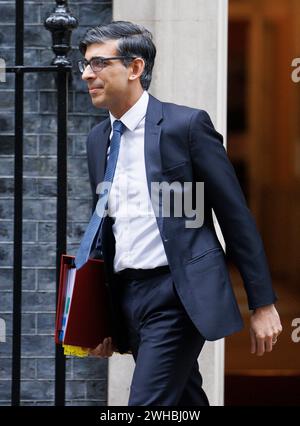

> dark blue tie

[{"left": 75, "top": 120, "right": 125, "bottom": 269}]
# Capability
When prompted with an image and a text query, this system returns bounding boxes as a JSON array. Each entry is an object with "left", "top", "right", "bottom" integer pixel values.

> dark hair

[{"left": 79, "top": 21, "right": 156, "bottom": 90}]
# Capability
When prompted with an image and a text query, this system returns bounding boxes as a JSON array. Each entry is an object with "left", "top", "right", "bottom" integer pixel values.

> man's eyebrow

[
  {"left": 86, "top": 56, "right": 111, "bottom": 61},
  {"left": 83, "top": 55, "right": 99, "bottom": 61}
]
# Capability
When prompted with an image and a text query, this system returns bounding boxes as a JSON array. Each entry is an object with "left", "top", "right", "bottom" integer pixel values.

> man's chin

[{"left": 91, "top": 98, "right": 107, "bottom": 109}]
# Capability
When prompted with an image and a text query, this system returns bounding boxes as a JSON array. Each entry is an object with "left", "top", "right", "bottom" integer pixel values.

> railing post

[
  {"left": 44, "top": 0, "right": 78, "bottom": 66},
  {"left": 44, "top": 0, "right": 78, "bottom": 406},
  {"left": 11, "top": 0, "right": 24, "bottom": 407}
]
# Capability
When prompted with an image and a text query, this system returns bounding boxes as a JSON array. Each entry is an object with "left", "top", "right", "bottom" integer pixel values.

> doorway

[{"left": 225, "top": 0, "right": 300, "bottom": 406}]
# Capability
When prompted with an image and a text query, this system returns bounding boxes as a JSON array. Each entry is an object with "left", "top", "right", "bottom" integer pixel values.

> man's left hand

[{"left": 250, "top": 304, "right": 282, "bottom": 356}]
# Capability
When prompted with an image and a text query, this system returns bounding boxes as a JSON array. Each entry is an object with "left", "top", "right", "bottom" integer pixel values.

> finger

[
  {"left": 99, "top": 338, "right": 112, "bottom": 357},
  {"left": 107, "top": 339, "right": 115, "bottom": 356},
  {"left": 106, "top": 337, "right": 113, "bottom": 356},
  {"left": 89, "top": 349, "right": 97, "bottom": 357},
  {"left": 256, "top": 337, "right": 265, "bottom": 356},
  {"left": 102, "top": 338, "right": 110, "bottom": 356},
  {"left": 265, "top": 335, "right": 273, "bottom": 352},
  {"left": 104, "top": 338, "right": 113, "bottom": 355},
  {"left": 250, "top": 330, "right": 256, "bottom": 354},
  {"left": 91, "top": 343, "right": 104, "bottom": 357},
  {"left": 272, "top": 326, "right": 280, "bottom": 338},
  {"left": 88, "top": 338, "right": 115, "bottom": 357},
  {"left": 96, "top": 343, "right": 104, "bottom": 354}
]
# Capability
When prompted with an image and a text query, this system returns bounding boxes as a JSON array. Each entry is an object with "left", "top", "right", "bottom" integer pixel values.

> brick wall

[{"left": 0, "top": 0, "right": 112, "bottom": 405}]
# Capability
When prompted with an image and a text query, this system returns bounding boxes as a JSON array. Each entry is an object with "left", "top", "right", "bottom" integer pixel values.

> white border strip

[{"left": 213, "top": 0, "right": 229, "bottom": 406}]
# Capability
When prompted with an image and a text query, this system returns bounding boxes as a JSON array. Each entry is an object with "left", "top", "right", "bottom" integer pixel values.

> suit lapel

[
  {"left": 144, "top": 95, "right": 164, "bottom": 235},
  {"left": 95, "top": 117, "right": 111, "bottom": 186},
  {"left": 97, "top": 95, "right": 163, "bottom": 190},
  {"left": 99, "top": 96, "right": 165, "bottom": 237}
]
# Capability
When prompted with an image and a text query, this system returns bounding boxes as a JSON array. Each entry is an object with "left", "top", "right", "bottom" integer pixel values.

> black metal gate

[{"left": 5, "top": 0, "right": 78, "bottom": 406}]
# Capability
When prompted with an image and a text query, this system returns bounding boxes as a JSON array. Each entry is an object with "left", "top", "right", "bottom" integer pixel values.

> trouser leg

[
  {"left": 177, "top": 360, "right": 210, "bottom": 406},
  {"left": 120, "top": 273, "right": 209, "bottom": 406}
]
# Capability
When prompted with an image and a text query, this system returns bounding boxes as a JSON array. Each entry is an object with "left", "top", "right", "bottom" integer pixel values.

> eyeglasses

[{"left": 77, "top": 56, "right": 137, "bottom": 73}]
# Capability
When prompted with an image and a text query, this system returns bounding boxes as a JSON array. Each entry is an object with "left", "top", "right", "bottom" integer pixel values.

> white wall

[{"left": 109, "top": 0, "right": 228, "bottom": 406}]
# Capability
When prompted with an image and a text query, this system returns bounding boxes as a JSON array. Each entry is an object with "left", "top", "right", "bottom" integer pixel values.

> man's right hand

[{"left": 88, "top": 337, "right": 115, "bottom": 357}]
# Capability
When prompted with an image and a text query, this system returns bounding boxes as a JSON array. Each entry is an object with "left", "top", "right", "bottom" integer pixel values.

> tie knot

[{"left": 113, "top": 120, "right": 125, "bottom": 135}]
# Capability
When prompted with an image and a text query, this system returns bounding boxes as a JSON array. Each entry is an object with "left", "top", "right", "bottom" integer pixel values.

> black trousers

[{"left": 117, "top": 270, "right": 210, "bottom": 406}]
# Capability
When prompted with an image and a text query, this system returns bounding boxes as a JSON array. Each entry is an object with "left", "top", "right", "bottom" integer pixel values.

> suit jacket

[{"left": 86, "top": 94, "right": 277, "bottom": 354}]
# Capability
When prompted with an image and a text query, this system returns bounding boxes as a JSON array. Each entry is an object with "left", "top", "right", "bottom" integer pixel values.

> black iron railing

[{"left": 6, "top": 0, "right": 78, "bottom": 406}]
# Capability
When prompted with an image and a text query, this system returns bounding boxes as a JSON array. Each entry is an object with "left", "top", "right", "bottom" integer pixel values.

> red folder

[{"left": 55, "top": 255, "right": 113, "bottom": 348}]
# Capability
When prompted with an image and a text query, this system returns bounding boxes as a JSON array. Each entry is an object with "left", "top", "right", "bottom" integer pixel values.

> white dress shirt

[{"left": 108, "top": 91, "right": 168, "bottom": 273}]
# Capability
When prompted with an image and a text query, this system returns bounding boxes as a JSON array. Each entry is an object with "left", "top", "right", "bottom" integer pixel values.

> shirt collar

[{"left": 109, "top": 91, "right": 149, "bottom": 132}]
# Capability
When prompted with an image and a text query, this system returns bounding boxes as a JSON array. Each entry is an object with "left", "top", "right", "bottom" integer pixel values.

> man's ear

[{"left": 129, "top": 58, "right": 145, "bottom": 81}]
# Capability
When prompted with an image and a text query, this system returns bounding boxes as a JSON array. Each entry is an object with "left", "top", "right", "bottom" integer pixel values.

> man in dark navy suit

[{"left": 77, "top": 21, "right": 282, "bottom": 406}]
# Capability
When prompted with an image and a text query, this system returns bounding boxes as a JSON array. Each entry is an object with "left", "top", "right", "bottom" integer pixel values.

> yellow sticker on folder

[{"left": 63, "top": 344, "right": 89, "bottom": 357}]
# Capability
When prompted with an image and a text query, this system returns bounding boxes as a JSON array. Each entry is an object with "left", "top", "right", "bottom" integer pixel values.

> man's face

[{"left": 82, "top": 40, "right": 132, "bottom": 110}]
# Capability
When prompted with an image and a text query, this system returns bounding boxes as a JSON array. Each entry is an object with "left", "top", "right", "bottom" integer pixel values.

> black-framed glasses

[{"left": 77, "top": 56, "right": 137, "bottom": 73}]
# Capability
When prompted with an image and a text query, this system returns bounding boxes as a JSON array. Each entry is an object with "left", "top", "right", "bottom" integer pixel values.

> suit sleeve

[
  {"left": 86, "top": 134, "right": 98, "bottom": 211},
  {"left": 188, "top": 109, "right": 278, "bottom": 310}
]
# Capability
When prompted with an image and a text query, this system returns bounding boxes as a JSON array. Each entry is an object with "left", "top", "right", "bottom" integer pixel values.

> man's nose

[{"left": 82, "top": 65, "right": 96, "bottom": 81}]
